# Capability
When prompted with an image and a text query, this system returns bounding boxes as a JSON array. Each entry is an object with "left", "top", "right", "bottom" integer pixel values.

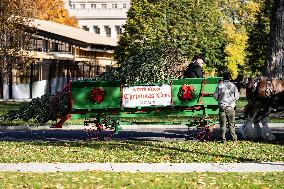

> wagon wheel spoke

[
  {"left": 84, "top": 114, "right": 117, "bottom": 141},
  {"left": 195, "top": 124, "right": 215, "bottom": 141}
]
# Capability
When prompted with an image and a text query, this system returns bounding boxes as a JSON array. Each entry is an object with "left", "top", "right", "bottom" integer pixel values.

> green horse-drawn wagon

[{"left": 54, "top": 77, "right": 222, "bottom": 140}]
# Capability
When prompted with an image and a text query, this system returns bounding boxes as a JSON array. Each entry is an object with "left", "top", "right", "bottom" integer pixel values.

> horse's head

[
  {"left": 246, "top": 77, "right": 257, "bottom": 104},
  {"left": 257, "top": 78, "right": 267, "bottom": 98}
]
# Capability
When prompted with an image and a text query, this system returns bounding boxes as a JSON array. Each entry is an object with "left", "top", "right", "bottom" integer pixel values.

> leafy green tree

[
  {"left": 219, "top": 0, "right": 265, "bottom": 79},
  {"left": 114, "top": 0, "right": 226, "bottom": 84},
  {"left": 2, "top": 87, "right": 71, "bottom": 125},
  {"left": 246, "top": 0, "right": 272, "bottom": 76}
]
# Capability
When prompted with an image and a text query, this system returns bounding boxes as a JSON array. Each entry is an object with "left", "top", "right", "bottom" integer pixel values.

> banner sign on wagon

[{"left": 122, "top": 85, "right": 172, "bottom": 107}]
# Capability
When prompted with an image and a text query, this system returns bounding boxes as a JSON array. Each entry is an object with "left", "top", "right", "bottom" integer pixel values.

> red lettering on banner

[
  {"left": 156, "top": 93, "right": 171, "bottom": 98},
  {"left": 146, "top": 87, "right": 160, "bottom": 92},
  {"left": 124, "top": 94, "right": 129, "bottom": 99},
  {"left": 157, "top": 93, "right": 161, "bottom": 98}
]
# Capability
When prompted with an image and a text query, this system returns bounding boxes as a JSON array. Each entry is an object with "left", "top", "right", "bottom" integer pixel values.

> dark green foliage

[
  {"left": 2, "top": 89, "right": 71, "bottom": 125},
  {"left": 114, "top": 0, "right": 226, "bottom": 84},
  {"left": 106, "top": 45, "right": 186, "bottom": 84},
  {"left": 246, "top": 0, "right": 273, "bottom": 76}
]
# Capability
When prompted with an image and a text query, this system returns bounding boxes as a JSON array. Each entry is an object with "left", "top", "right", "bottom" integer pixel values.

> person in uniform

[{"left": 184, "top": 54, "right": 206, "bottom": 78}]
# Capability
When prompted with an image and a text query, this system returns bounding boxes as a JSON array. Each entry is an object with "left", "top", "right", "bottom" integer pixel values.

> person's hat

[
  {"left": 196, "top": 54, "right": 206, "bottom": 63},
  {"left": 222, "top": 71, "right": 231, "bottom": 80},
  {"left": 192, "top": 53, "right": 206, "bottom": 63}
]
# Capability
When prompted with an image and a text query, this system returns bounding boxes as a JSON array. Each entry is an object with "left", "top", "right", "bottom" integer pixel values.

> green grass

[
  {"left": 235, "top": 97, "right": 248, "bottom": 109},
  {"left": 0, "top": 102, "right": 23, "bottom": 115},
  {"left": 0, "top": 140, "right": 283, "bottom": 163},
  {"left": 0, "top": 172, "right": 283, "bottom": 189}
]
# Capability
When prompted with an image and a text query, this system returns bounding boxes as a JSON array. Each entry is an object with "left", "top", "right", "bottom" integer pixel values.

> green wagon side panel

[
  {"left": 71, "top": 80, "right": 121, "bottom": 110},
  {"left": 171, "top": 77, "right": 221, "bottom": 106},
  {"left": 171, "top": 77, "right": 221, "bottom": 115},
  {"left": 71, "top": 77, "right": 221, "bottom": 116}
]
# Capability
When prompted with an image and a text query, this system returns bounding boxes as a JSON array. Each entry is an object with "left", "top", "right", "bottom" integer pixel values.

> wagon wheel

[
  {"left": 193, "top": 117, "right": 215, "bottom": 141},
  {"left": 195, "top": 124, "right": 215, "bottom": 141},
  {"left": 84, "top": 114, "right": 117, "bottom": 141}
]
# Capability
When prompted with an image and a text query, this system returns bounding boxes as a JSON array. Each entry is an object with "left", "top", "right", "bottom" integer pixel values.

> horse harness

[
  {"left": 255, "top": 77, "right": 284, "bottom": 98},
  {"left": 264, "top": 80, "right": 276, "bottom": 97}
]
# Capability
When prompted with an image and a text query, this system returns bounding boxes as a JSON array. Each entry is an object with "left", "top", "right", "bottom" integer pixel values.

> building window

[
  {"left": 102, "top": 4, "right": 107, "bottom": 9},
  {"left": 82, "top": 25, "right": 89, "bottom": 31},
  {"left": 70, "top": 4, "right": 75, "bottom": 9},
  {"left": 104, "top": 26, "right": 111, "bottom": 37},
  {"left": 80, "top": 4, "right": 85, "bottom": 9},
  {"left": 112, "top": 4, "right": 118, "bottom": 9},
  {"left": 123, "top": 4, "right": 127, "bottom": 8},
  {"left": 115, "top": 26, "right": 123, "bottom": 35},
  {"left": 93, "top": 26, "right": 100, "bottom": 34},
  {"left": 91, "top": 4, "right": 96, "bottom": 9},
  {"left": 35, "top": 39, "right": 43, "bottom": 51}
]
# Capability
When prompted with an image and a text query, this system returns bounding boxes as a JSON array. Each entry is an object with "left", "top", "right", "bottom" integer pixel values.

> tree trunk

[{"left": 265, "top": 0, "right": 284, "bottom": 79}]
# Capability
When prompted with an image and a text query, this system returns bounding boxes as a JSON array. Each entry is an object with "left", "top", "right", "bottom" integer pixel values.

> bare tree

[
  {"left": 0, "top": 0, "right": 35, "bottom": 98},
  {"left": 265, "top": 0, "right": 284, "bottom": 79}
]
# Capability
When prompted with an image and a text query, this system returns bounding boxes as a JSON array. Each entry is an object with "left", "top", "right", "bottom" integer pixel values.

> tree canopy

[
  {"left": 33, "top": 0, "right": 78, "bottom": 27},
  {"left": 246, "top": 0, "right": 272, "bottom": 76},
  {"left": 114, "top": 0, "right": 226, "bottom": 83},
  {"left": 113, "top": 0, "right": 271, "bottom": 83}
]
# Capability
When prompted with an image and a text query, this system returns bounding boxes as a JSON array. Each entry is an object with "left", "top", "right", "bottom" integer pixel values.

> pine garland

[{"left": 2, "top": 88, "right": 71, "bottom": 125}]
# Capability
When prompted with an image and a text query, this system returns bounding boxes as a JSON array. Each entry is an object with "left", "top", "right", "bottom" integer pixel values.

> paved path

[{"left": 0, "top": 162, "right": 284, "bottom": 173}]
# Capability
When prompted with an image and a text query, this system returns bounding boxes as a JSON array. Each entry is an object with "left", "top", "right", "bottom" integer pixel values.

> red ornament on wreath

[
  {"left": 178, "top": 84, "right": 197, "bottom": 101},
  {"left": 90, "top": 87, "right": 105, "bottom": 104}
]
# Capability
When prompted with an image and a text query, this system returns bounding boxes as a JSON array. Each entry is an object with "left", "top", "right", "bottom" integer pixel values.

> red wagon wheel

[
  {"left": 84, "top": 114, "right": 117, "bottom": 141},
  {"left": 195, "top": 124, "right": 215, "bottom": 141},
  {"left": 188, "top": 117, "right": 216, "bottom": 141}
]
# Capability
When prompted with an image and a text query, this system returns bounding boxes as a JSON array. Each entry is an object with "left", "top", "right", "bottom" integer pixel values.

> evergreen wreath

[{"left": 90, "top": 87, "right": 105, "bottom": 104}]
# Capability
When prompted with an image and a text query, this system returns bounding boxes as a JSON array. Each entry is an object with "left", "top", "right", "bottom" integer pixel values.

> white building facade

[{"left": 64, "top": 0, "right": 130, "bottom": 39}]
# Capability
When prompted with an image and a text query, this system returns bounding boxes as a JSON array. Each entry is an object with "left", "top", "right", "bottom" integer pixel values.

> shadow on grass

[
  {"left": 1, "top": 128, "right": 283, "bottom": 162},
  {"left": 0, "top": 138, "right": 258, "bottom": 163}
]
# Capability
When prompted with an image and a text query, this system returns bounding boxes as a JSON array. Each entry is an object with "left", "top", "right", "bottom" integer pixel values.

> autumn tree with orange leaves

[{"left": 33, "top": 0, "right": 78, "bottom": 27}]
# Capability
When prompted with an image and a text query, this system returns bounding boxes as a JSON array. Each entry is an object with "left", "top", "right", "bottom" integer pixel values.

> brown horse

[{"left": 241, "top": 77, "right": 284, "bottom": 140}]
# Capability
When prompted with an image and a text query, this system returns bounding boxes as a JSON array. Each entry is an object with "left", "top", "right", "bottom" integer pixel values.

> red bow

[{"left": 181, "top": 85, "right": 194, "bottom": 100}]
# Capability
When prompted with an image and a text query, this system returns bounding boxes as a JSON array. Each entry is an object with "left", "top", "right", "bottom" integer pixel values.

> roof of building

[{"left": 30, "top": 19, "right": 118, "bottom": 48}]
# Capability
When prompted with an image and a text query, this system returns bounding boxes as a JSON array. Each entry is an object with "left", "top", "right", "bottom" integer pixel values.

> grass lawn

[
  {"left": 0, "top": 140, "right": 283, "bottom": 163},
  {"left": 0, "top": 102, "right": 23, "bottom": 111},
  {"left": 0, "top": 172, "right": 283, "bottom": 188},
  {"left": 0, "top": 138, "right": 283, "bottom": 188}
]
